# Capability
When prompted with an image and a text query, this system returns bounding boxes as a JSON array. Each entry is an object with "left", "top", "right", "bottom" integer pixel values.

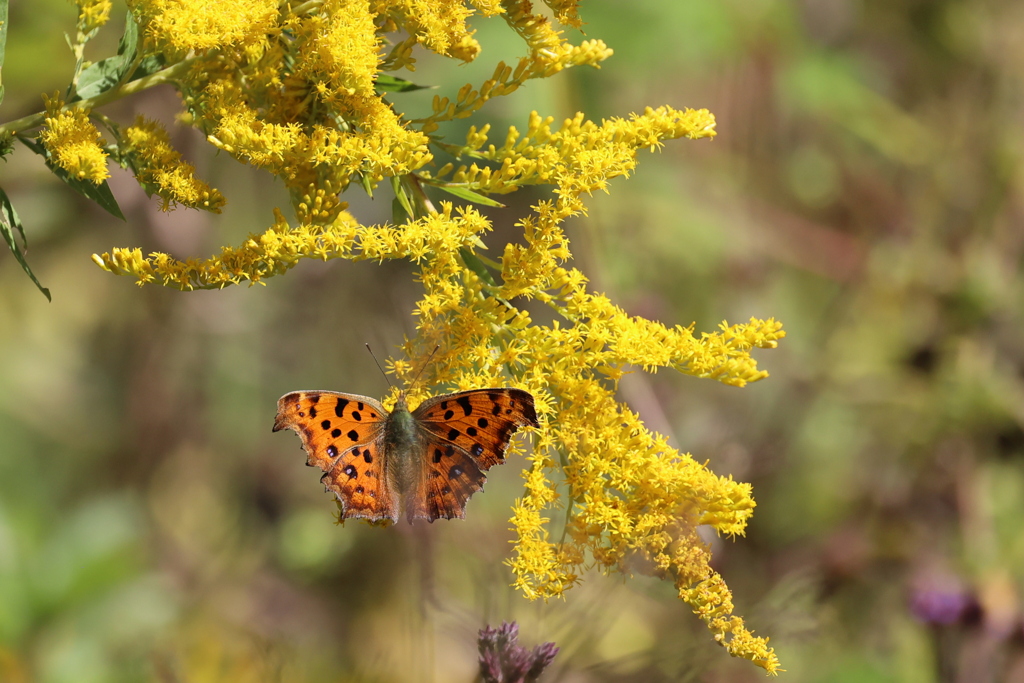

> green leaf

[
  {"left": 460, "top": 247, "right": 500, "bottom": 287},
  {"left": 0, "top": 187, "right": 51, "bottom": 301},
  {"left": 392, "top": 197, "right": 408, "bottom": 225},
  {"left": 57, "top": 168, "right": 125, "bottom": 220},
  {"left": 0, "top": 0, "right": 8, "bottom": 107},
  {"left": 133, "top": 53, "right": 165, "bottom": 80},
  {"left": 75, "top": 13, "right": 145, "bottom": 101},
  {"left": 76, "top": 57, "right": 127, "bottom": 100},
  {"left": 360, "top": 172, "right": 374, "bottom": 198},
  {"left": 19, "top": 135, "right": 126, "bottom": 220},
  {"left": 375, "top": 74, "right": 432, "bottom": 93},
  {"left": 116, "top": 11, "right": 138, "bottom": 64},
  {"left": 391, "top": 176, "right": 415, "bottom": 220},
  {"left": 74, "top": 14, "right": 162, "bottom": 102},
  {"left": 431, "top": 184, "right": 505, "bottom": 207}
]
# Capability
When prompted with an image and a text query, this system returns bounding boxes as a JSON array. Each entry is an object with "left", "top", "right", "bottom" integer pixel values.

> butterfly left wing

[
  {"left": 273, "top": 391, "right": 399, "bottom": 523},
  {"left": 411, "top": 388, "right": 538, "bottom": 520}
]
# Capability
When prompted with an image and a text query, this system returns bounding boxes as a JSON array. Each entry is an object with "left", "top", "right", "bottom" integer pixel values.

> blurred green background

[{"left": 3, "top": 1, "right": 1024, "bottom": 681}]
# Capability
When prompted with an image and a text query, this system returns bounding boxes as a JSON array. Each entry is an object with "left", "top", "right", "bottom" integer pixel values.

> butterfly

[{"left": 272, "top": 388, "right": 538, "bottom": 524}]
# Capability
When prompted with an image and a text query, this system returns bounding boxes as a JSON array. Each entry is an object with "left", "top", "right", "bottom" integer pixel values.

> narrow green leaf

[
  {"left": 432, "top": 183, "right": 505, "bottom": 207},
  {"left": 19, "top": 135, "right": 126, "bottom": 220},
  {"left": 391, "top": 176, "right": 415, "bottom": 220},
  {"left": 6, "top": 186, "right": 26, "bottom": 248},
  {"left": 0, "top": 187, "right": 51, "bottom": 301},
  {"left": 62, "top": 170, "right": 125, "bottom": 219},
  {"left": 392, "top": 197, "right": 408, "bottom": 225},
  {"left": 460, "top": 247, "right": 499, "bottom": 287},
  {"left": 375, "top": 74, "right": 432, "bottom": 93},
  {"left": 17, "top": 135, "right": 42, "bottom": 155}
]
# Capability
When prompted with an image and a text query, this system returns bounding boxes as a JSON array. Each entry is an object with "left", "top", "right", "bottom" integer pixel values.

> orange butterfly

[{"left": 273, "top": 388, "right": 538, "bottom": 524}]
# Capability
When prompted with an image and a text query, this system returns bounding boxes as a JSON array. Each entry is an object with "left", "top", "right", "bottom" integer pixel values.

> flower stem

[{"left": 0, "top": 57, "right": 199, "bottom": 137}]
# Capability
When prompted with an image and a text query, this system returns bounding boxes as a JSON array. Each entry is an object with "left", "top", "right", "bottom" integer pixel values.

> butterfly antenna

[
  {"left": 410, "top": 344, "right": 441, "bottom": 389},
  {"left": 365, "top": 344, "right": 395, "bottom": 391}
]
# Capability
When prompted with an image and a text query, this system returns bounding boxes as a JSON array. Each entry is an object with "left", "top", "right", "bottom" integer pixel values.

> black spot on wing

[
  {"left": 327, "top": 445, "right": 338, "bottom": 457},
  {"left": 335, "top": 398, "right": 349, "bottom": 417},
  {"left": 348, "top": 430, "right": 360, "bottom": 442},
  {"left": 447, "top": 428, "right": 460, "bottom": 441},
  {"left": 309, "top": 407, "right": 317, "bottom": 418},
  {"left": 321, "top": 420, "right": 331, "bottom": 431},
  {"left": 456, "top": 395, "right": 473, "bottom": 416},
  {"left": 332, "top": 428, "right": 342, "bottom": 438},
  {"left": 471, "top": 443, "right": 484, "bottom": 457}
]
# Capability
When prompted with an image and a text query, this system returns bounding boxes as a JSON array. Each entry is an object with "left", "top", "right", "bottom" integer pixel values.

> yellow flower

[
  {"left": 295, "top": 0, "right": 381, "bottom": 97},
  {"left": 123, "top": 117, "right": 226, "bottom": 212},
  {"left": 75, "top": 0, "right": 112, "bottom": 34},
  {"left": 39, "top": 94, "right": 110, "bottom": 184},
  {"left": 430, "top": 107, "right": 715, "bottom": 196},
  {"left": 89, "top": 2, "right": 783, "bottom": 673},
  {"left": 374, "top": 0, "right": 480, "bottom": 60},
  {"left": 130, "top": 0, "right": 278, "bottom": 54}
]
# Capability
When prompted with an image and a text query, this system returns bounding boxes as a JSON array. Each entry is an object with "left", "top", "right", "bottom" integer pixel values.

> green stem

[
  {"left": 474, "top": 252, "right": 502, "bottom": 270},
  {"left": 406, "top": 174, "right": 436, "bottom": 217},
  {"left": 430, "top": 138, "right": 488, "bottom": 159},
  {"left": 288, "top": 0, "right": 324, "bottom": 17},
  {"left": 0, "top": 57, "right": 198, "bottom": 137}
]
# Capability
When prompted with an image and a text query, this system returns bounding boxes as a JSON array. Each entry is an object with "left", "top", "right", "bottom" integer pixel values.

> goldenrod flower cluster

[
  {"left": 39, "top": 94, "right": 110, "bottom": 184},
  {"left": 129, "top": 0, "right": 278, "bottom": 54},
  {"left": 80, "top": 0, "right": 784, "bottom": 674},
  {"left": 75, "top": 0, "right": 112, "bottom": 35},
  {"left": 123, "top": 117, "right": 226, "bottom": 212}
]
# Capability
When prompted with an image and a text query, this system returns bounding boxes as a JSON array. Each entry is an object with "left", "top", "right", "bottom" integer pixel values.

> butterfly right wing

[
  {"left": 411, "top": 388, "right": 538, "bottom": 521},
  {"left": 273, "top": 391, "right": 399, "bottom": 523}
]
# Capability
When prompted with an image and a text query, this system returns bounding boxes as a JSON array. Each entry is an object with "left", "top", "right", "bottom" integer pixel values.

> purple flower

[
  {"left": 909, "top": 584, "right": 974, "bottom": 625},
  {"left": 478, "top": 622, "right": 559, "bottom": 683}
]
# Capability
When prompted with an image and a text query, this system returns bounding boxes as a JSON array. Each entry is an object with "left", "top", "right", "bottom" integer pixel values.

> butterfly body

[
  {"left": 381, "top": 394, "right": 425, "bottom": 498},
  {"left": 273, "top": 388, "right": 538, "bottom": 524}
]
